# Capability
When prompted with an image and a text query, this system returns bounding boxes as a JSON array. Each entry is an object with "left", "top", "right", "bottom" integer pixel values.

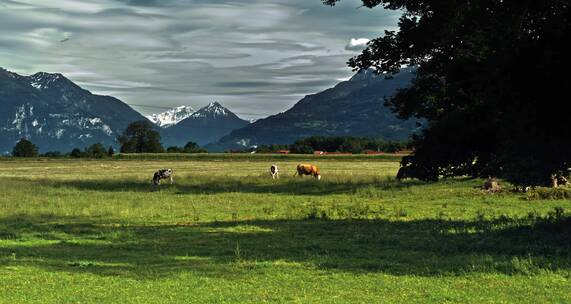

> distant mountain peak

[
  {"left": 147, "top": 105, "right": 195, "bottom": 128},
  {"left": 192, "top": 101, "right": 231, "bottom": 118},
  {"left": 28, "top": 71, "right": 68, "bottom": 90},
  {"left": 162, "top": 101, "right": 249, "bottom": 146}
]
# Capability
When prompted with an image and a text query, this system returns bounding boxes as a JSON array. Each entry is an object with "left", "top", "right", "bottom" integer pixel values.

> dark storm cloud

[{"left": 0, "top": 0, "right": 400, "bottom": 119}]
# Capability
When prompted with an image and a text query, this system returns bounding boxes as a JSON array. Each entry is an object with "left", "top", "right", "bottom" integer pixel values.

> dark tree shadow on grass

[
  {"left": 15, "top": 177, "right": 431, "bottom": 196},
  {"left": 0, "top": 214, "right": 569, "bottom": 279}
]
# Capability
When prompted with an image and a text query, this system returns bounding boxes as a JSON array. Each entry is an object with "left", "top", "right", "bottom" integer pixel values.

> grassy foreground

[{"left": 0, "top": 156, "right": 569, "bottom": 303}]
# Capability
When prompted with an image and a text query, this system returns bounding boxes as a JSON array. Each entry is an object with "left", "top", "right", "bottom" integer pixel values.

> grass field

[{"left": 0, "top": 155, "right": 570, "bottom": 303}]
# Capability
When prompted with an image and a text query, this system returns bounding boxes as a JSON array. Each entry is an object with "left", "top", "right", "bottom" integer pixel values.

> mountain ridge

[
  {"left": 1, "top": 67, "right": 419, "bottom": 153},
  {"left": 207, "top": 67, "right": 421, "bottom": 151},
  {"left": 0, "top": 68, "right": 150, "bottom": 153}
]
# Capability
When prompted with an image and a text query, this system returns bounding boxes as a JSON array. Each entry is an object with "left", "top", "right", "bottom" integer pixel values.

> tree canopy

[
  {"left": 12, "top": 138, "right": 39, "bottom": 157},
  {"left": 118, "top": 121, "right": 164, "bottom": 153},
  {"left": 86, "top": 143, "right": 107, "bottom": 159},
  {"left": 324, "top": 0, "right": 569, "bottom": 185}
]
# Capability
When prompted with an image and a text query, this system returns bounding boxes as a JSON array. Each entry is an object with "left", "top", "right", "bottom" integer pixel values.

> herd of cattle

[
  {"left": 152, "top": 164, "right": 321, "bottom": 185},
  {"left": 152, "top": 163, "right": 570, "bottom": 190}
]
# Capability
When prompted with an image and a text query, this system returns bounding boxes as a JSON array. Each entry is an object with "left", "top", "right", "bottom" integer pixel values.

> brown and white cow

[
  {"left": 295, "top": 164, "right": 321, "bottom": 180},
  {"left": 270, "top": 164, "right": 279, "bottom": 179}
]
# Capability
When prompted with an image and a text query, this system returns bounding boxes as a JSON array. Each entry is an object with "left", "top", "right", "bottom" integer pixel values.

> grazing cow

[
  {"left": 270, "top": 164, "right": 279, "bottom": 179},
  {"left": 295, "top": 164, "right": 321, "bottom": 180},
  {"left": 153, "top": 169, "right": 174, "bottom": 185}
]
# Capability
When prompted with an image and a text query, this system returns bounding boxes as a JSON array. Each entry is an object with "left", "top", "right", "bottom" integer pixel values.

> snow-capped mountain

[
  {"left": 0, "top": 67, "right": 150, "bottom": 153},
  {"left": 147, "top": 105, "right": 195, "bottom": 128},
  {"left": 189, "top": 102, "right": 230, "bottom": 118},
  {"left": 162, "top": 102, "right": 249, "bottom": 146}
]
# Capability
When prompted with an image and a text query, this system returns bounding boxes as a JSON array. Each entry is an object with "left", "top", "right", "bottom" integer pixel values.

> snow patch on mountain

[
  {"left": 147, "top": 105, "right": 195, "bottom": 128},
  {"left": 236, "top": 138, "right": 252, "bottom": 147}
]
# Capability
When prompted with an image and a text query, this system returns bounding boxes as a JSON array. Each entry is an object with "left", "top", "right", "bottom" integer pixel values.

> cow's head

[{"left": 316, "top": 174, "right": 321, "bottom": 180}]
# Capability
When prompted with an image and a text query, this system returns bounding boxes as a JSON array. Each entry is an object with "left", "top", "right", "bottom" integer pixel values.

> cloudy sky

[{"left": 0, "top": 0, "right": 399, "bottom": 119}]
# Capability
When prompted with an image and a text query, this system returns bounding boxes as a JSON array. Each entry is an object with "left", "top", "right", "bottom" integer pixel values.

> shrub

[
  {"left": 42, "top": 151, "right": 63, "bottom": 158},
  {"left": 526, "top": 187, "right": 571, "bottom": 200},
  {"left": 167, "top": 146, "right": 185, "bottom": 153}
]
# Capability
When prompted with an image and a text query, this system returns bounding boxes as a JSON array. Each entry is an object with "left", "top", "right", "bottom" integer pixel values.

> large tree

[
  {"left": 118, "top": 121, "right": 164, "bottom": 153},
  {"left": 86, "top": 143, "right": 107, "bottom": 159},
  {"left": 12, "top": 138, "right": 39, "bottom": 157},
  {"left": 324, "top": 0, "right": 569, "bottom": 186}
]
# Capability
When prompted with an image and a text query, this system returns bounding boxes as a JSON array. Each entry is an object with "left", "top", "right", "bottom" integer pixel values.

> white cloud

[{"left": 345, "top": 38, "right": 370, "bottom": 50}]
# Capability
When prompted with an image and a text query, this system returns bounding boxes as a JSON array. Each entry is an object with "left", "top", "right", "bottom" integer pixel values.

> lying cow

[
  {"left": 153, "top": 168, "right": 174, "bottom": 185},
  {"left": 295, "top": 164, "right": 321, "bottom": 180},
  {"left": 270, "top": 164, "right": 279, "bottom": 179}
]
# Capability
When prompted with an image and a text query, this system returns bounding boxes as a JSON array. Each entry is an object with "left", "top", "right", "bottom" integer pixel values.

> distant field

[
  {"left": 0, "top": 157, "right": 569, "bottom": 303},
  {"left": 115, "top": 152, "right": 407, "bottom": 162}
]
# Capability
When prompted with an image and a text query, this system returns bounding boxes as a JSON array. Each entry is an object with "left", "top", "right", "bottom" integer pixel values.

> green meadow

[{"left": 0, "top": 155, "right": 569, "bottom": 303}]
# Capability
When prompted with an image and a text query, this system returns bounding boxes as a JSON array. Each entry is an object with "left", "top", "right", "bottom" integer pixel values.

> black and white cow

[
  {"left": 153, "top": 169, "right": 174, "bottom": 185},
  {"left": 270, "top": 164, "right": 279, "bottom": 179}
]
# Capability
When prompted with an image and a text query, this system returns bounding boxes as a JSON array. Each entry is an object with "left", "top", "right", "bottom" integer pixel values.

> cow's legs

[{"left": 170, "top": 176, "right": 174, "bottom": 184}]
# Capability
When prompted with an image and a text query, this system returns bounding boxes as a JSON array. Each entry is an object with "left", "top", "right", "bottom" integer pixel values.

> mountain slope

[
  {"left": 147, "top": 105, "right": 195, "bottom": 128},
  {"left": 161, "top": 102, "right": 249, "bottom": 146},
  {"left": 208, "top": 68, "right": 421, "bottom": 151},
  {"left": 0, "top": 68, "right": 150, "bottom": 153}
]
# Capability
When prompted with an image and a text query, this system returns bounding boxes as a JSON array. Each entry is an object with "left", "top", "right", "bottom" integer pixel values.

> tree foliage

[
  {"left": 12, "top": 138, "right": 39, "bottom": 157},
  {"left": 41, "top": 151, "right": 63, "bottom": 158},
  {"left": 324, "top": 0, "right": 569, "bottom": 185},
  {"left": 86, "top": 143, "right": 107, "bottom": 159},
  {"left": 70, "top": 148, "right": 83, "bottom": 158},
  {"left": 183, "top": 141, "right": 207, "bottom": 153},
  {"left": 118, "top": 121, "right": 164, "bottom": 153},
  {"left": 165, "top": 142, "right": 207, "bottom": 153},
  {"left": 291, "top": 136, "right": 406, "bottom": 154},
  {"left": 166, "top": 146, "right": 185, "bottom": 153}
]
